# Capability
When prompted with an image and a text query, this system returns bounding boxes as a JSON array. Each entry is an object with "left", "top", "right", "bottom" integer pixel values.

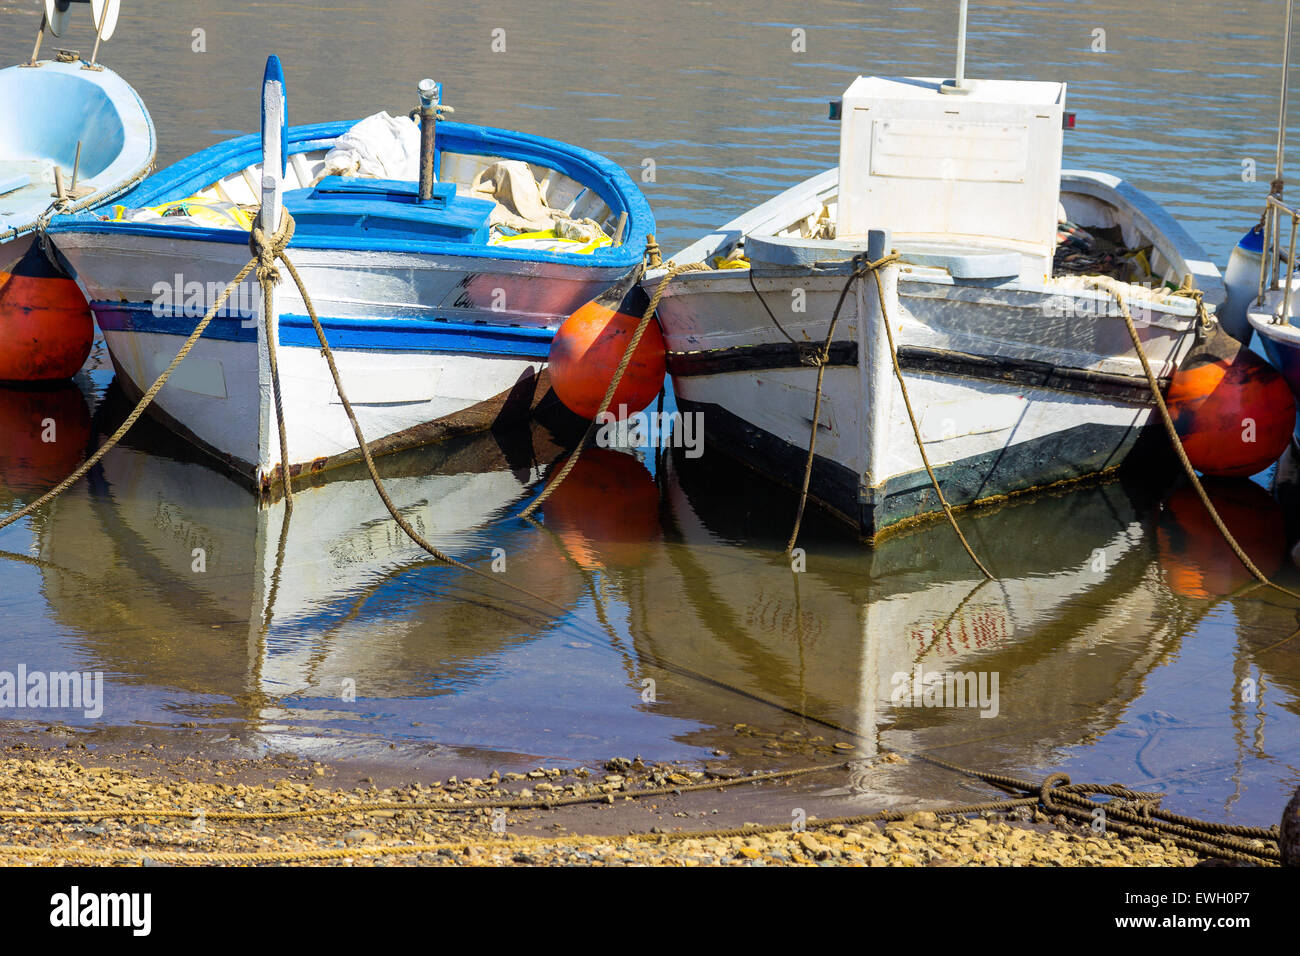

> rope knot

[{"left": 249, "top": 209, "right": 296, "bottom": 286}]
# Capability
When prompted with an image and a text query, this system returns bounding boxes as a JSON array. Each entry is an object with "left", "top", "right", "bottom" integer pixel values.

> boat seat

[
  {"left": 745, "top": 233, "right": 1022, "bottom": 278},
  {"left": 282, "top": 176, "right": 495, "bottom": 243}
]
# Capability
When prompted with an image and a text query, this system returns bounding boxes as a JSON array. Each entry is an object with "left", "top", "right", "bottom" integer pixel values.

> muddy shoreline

[{"left": 0, "top": 723, "right": 1211, "bottom": 867}]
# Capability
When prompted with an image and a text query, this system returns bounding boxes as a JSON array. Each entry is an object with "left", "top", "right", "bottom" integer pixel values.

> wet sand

[{"left": 0, "top": 734, "right": 1206, "bottom": 867}]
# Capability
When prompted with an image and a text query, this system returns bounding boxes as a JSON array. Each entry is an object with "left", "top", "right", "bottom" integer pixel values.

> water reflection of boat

[
  {"left": 622, "top": 449, "right": 1205, "bottom": 768},
  {"left": 32, "top": 399, "right": 585, "bottom": 711},
  {"left": 0, "top": 381, "right": 91, "bottom": 508}
]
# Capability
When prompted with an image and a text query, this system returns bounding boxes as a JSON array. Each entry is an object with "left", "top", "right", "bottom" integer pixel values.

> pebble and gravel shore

[{"left": 0, "top": 750, "right": 1205, "bottom": 866}]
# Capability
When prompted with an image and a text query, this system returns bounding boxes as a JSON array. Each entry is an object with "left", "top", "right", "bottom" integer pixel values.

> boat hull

[
  {"left": 54, "top": 232, "right": 607, "bottom": 489},
  {"left": 653, "top": 264, "right": 1198, "bottom": 541}
]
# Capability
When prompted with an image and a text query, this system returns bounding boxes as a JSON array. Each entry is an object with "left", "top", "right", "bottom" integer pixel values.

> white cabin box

[{"left": 837, "top": 76, "right": 1066, "bottom": 278}]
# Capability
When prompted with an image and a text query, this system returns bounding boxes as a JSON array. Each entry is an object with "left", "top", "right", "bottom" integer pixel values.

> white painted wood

[
  {"left": 837, "top": 75, "right": 1066, "bottom": 279},
  {"left": 258, "top": 60, "right": 287, "bottom": 484},
  {"left": 645, "top": 163, "right": 1216, "bottom": 532}
]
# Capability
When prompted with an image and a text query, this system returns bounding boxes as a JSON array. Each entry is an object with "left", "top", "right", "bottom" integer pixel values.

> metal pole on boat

[
  {"left": 941, "top": 0, "right": 971, "bottom": 94},
  {"left": 418, "top": 79, "right": 439, "bottom": 202},
  {"left": 955, "top": 0, "right": 968, "bottom": 87},
  {"left": 1276, "top": 0, "right": 1296, "bottom": 196},
  {"left": 25, "top": 14, "right": 48, "bottom": 67},
  {"left": 88, "top": 0, "right": 110, "bottom": 69}
]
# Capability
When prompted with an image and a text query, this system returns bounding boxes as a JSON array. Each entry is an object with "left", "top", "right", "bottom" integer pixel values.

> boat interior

[
  {"left": 672, "top": 168, "right": 1219, "bottom": 310},
  {"left": 107, "top": 123, "right": 635, "bottom": 257},
  {"left": 0, "top": 58, "right": 150, "bottom": 236}
]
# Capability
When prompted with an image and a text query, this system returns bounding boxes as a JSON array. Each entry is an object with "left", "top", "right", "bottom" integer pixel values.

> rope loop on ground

[{"left": 1038, "top": 772, "right": 1071, "bottom": 811}]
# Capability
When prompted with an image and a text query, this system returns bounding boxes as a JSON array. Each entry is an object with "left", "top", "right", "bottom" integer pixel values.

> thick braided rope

[
  {"left": 0, "top": 773, "right": 1275, "bottom": 866},
  {"left": 251, "top": 213, "right": 296, "bottom": 509}
]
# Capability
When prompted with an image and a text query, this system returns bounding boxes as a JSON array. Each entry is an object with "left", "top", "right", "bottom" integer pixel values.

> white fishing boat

[
  {"left": 644, "top": 10, "right": 1222, "bottom": 540},
  {"left": 47, "top": 57, "right": 652, "bottom": 493}
]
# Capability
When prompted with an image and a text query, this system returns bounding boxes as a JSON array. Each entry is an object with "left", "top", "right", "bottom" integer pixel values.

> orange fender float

[
  {"left": 1157, "top": 479, "right": 1286, "bottom": 598},
  {"left": 1166, "top": 324, "right": 1295, "bottom": 478},
  {"left": 548, "top": 272, "right": 666, "bottom": 420},
  {"left": 0, "top": 241, "right": 94, "bottom": 384}
]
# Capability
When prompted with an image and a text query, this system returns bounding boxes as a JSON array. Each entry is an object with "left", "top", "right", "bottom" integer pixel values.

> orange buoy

[
  {"left": 0, "top": 241, "right": 93, "bottom": 383},
  {"left": 548, "top": 272, "right": 665, "bottom": 420},
  {"left": 0, "top": 382, "right": 92, "bottom": 503},
  {"left": 1156, "top": 479, "right": 1286, "bottom": 598},
  {"left": 1166, "top": 324, "right": 1295, "bottom": 477},
  {"left": 541, "top": 447, "right": 660, "bottom": 569}
]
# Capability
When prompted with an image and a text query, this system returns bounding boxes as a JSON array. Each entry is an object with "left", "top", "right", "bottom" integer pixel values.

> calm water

[{"left": 1, "top": 0, "right": 1299, "bottom": 826}]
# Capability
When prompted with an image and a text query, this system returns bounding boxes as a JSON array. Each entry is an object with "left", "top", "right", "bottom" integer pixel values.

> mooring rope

[
  {"left": 1085, "top": 275, "right": 1300, "bottom": 602},
  {"left": 0, "top": 769, "right": 1277, "bottom": 866},
  {"left": 0, "top": 221, "right": 1284, "bottom": 867},
  {"left": 516, "top": 261, "right": 708, "bottom": 520},
  {"left": 784, "top": 253, "right": 994, "bottom": 581},
  {"left": 0, "top": 258, "right": 260, "bottom": 536},
  {"left": 251, "top": 214, "right": 296, "bottom": 511}
]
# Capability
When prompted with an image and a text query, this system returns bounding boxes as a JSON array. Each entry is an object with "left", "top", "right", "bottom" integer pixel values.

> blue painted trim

[
  {"left": 47, "top": 119, "right": 654, "bottom": 269},
  {"left": 282, "top": 181, "right": 496, "bottom": 243},
  {"left": 92, "top": 301, "right": 555, "bottom": 359},
  {"left": 262, "top": 55, "right": 288, "bottom": 178}
]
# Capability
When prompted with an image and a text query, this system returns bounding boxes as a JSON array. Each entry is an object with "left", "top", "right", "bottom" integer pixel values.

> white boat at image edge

[
  {"left": 645, "top": 70, "right": 1223, "bottom": 540},
  {"left": 0, "top": 1, "right": 152, "bottom": 265},
  {"left": 46, "top": 58, "right": 652, "bottom": 493}
]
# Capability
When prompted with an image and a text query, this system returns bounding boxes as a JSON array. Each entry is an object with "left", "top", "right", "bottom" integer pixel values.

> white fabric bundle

[{"left": 318, "top": 112, "right": 422, "bottom": 182}]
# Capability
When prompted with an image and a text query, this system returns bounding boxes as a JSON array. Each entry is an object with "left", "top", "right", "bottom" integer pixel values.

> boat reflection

[
  {"left": 618, "top": 448, "right": 1216, "bottom": 769},
  {"left": 5, "top": 387, "right": 1294, "bottom": 783},
  {"left": 32, "top": 389, "right": 586, "bottom": 721}
]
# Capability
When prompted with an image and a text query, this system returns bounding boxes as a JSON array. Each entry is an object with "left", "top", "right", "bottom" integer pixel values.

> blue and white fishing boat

[
  {"left": 47, "top": 57, "right": 652, "bottom": 492},
  {"left": 0, "top": 0, "right": 153, "bottom": 262}
]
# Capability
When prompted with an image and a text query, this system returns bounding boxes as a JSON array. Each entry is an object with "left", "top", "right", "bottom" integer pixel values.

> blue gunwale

[
  {"left": 46, "top": 120, "right": 653, "bottom": 270},
  {"left": 92, "top": 300, "right": 556, "bottom": 359}
]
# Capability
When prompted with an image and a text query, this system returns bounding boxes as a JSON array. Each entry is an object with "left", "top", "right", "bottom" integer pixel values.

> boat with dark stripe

[{"left": 643, "top": 67, "right": 1218, "bottom": 540}]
